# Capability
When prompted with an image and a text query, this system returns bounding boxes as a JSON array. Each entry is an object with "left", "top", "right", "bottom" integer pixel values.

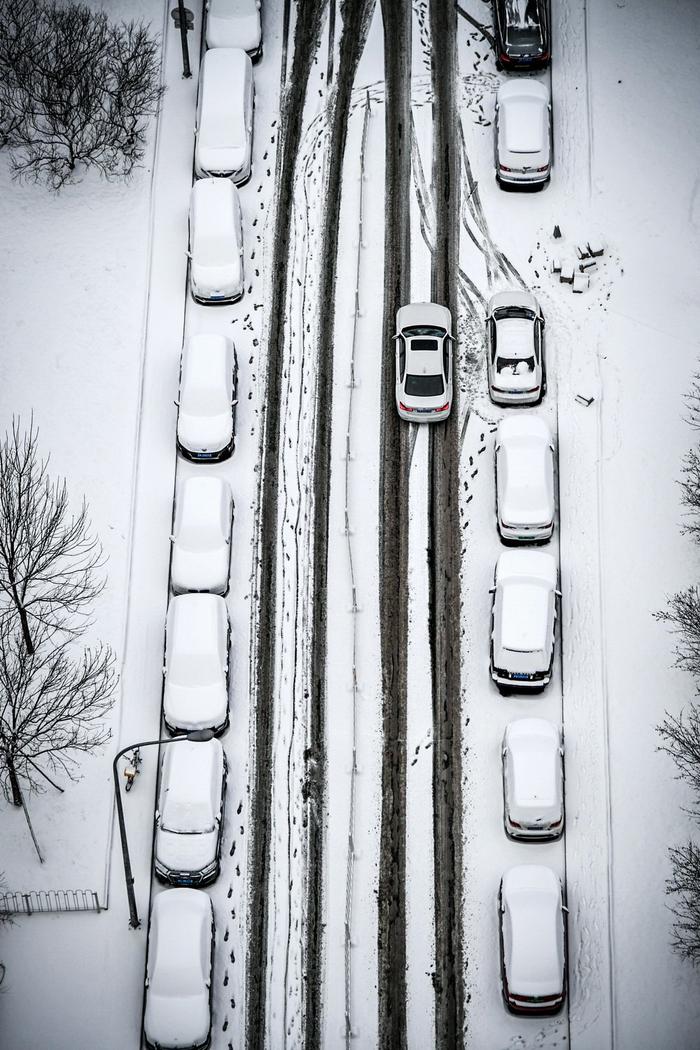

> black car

[{"left": 493, "top": 0, "right": 550, "bottom": 71}]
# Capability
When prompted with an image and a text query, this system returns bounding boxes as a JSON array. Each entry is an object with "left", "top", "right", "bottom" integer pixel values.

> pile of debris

[{"left": 549, "top": 226, "right": 605, "bottom": 293}]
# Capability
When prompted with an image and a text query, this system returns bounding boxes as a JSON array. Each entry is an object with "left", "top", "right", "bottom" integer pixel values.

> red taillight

[
  {"left": 540, "top": 52, "right": 550, "bottom": 61},
  {"left": 500, "top": 165, "right": 513, "bottom": 173},
  {"left": 499, "top": 52, "right": 509, "bottom": 63},
  {"left": 509, "top": 819, "right": 523, "bottom": 829},
  {"left": 399, "top": 402, "right": 414, "bottom": 412},
  {"left": 535, "top": 165, "right": 549, "bottom": 172},
  {"left": 436, "top": 403, "right": 450, "bottom": 413}
]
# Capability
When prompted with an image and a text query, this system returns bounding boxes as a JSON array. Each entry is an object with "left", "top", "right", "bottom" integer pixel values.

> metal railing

[{"left": 0, "top": 889, "right": 102, "bottom": 916}]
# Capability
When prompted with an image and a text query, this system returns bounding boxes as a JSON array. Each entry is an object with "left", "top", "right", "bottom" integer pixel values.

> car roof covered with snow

[
  {"left": 166, "top": 594, "right": 228, "bottom": 687},
  {"left": 199, "top": 48, "right": 250, "bottom": 150},
  {"left": 502, "top": 865, "right": 564, "bottom": 997},
  {"left": 497, "top": 415, "right": 554, "bottom": 525},
  {"left": 497, "top": 79, "right": 550, "bottom": 155},
  {"left": 159, "top": 739, "right": 225, "bottom": 834},
  {"left": 504, "top": 719, "right": 562, "bottom": 818},
  {"left": 190, "top": 178, "right": 240, "bottom": 261},
  {"left": 175, "top": 476, "right": 231, "bottom": 550},
  {"left": 496, "top": 550, "right": 557, "bottom": 653}
]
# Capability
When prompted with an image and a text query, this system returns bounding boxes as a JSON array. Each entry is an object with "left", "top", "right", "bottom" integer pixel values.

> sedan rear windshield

[
  {"left": 405, "top": 373, "right": 444, "bottom": 397},
  {"left": 402, "top": 325, "right": 446, "bottom": 338},
  {"left": 494, "top": 307, "right": 535, "bottom": 321},
  {"left": 496, "top": 356, "right": 535, "bottom": 374}
]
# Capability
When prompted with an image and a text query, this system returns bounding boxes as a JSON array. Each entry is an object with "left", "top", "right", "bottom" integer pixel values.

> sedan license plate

[{"left": 512, "top": 672, "right": 529, "bottom": 680}]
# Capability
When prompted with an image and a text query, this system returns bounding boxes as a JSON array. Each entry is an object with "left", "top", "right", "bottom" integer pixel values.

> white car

[
  {"left": 206, "top": 0, "right": 262, "bottom": 58},
  {"left": 395, "top": 302, "right": 453, "bottom": 421},
  {"left": 176, "top": 333, "right": 238, "bottom": 461},
  {"left": 189, "top": 178, "right": 244, "bottom": 304},
  {"left": 486, "top": 290, "right": 545, "bottom": 405},
  {"left": 502, "top": 719, "right": 564, "bottom": 840},
  {"left": 490, "top": 549, "right": 558, "bottom": 692},
  {"left": 195, "top": 48, "right": 254, "bottom": 183},
  {"left": 495, "top": 415, "right": 554, "bottom": 544},
  {"left": 171, "top": 477, "right": 233, "bottom": 596},
  {"left": 144, "top": 888, "right": 215, "bottom": 1050},
  {"left": 163, "top": 594, "right": 230, "bottom": 736},
  {"left": 499, "top": 865, "right": 567, "bottom": 1015},
  {"left": 154, "top": 738, "right": 227, "bottom": 886},
  {"left": 495, "top": 79, "right": 551, "bottom": 189}
]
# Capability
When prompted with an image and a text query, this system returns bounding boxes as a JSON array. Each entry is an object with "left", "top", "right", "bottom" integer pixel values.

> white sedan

[
  {"left": 395, "top": 302, "right": 453, "bottom": 421},
  {"left": 499, "top": 865, "right": 567, "bottom": 1015},
  {"left": 495, "top": 414, "right": 555, "bottom": 543},
  {"left": 163, "top": 594, "right": 230, "bottom": 736},
  {"left": 502, "top": 719, "right": 564, "bottom": 840},
  {"left": 490, "top": 549, "right": 558, "bottom": 692},
  {"left": 486, "top": 290, "right": 545, "bottom": 405},
  {"left": 177, "top": 333, "right": 238, "bottom": 462},
  {"left": 495, "top": 79, "right": 551, "bottom": 189},
  {"left": 206, "top": 0, "right": 262, "bottom": 58},
  {"left": 171, "top": 477, "right": 233, "bottom": 596},
  {"left": 154, "top": 738, "right": 227, "bottom": 886},
  {"left": 144, "top": 888, "right": 215, "bottom": 1050}
]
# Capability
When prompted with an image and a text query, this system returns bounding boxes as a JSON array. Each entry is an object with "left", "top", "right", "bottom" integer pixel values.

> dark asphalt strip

[
  {"left": 428, "top": 1, "right": 465, "bottom": 1047},
  {"left": 377, "top": 2, "right": 412, "bottom": 1048},
  {"left": 304, "top": 4, "right": 376, "bottom": 1047},
  {"left": 245, "top": 4, "right": 329, "bottom": 1049}
]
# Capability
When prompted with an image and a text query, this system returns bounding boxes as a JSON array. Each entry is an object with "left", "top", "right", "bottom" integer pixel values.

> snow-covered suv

[
  {"left": 486, "top": 290, "right": 545, "bottom": 405},
  {"left": 495, "top": 414, "right": 555, "bottom": 544},
  {"left": 163, "top": 594, "right": 230, "bottom": 736},
  {"left": 490, "top": 550, "right": 558, "bottom": 692}
]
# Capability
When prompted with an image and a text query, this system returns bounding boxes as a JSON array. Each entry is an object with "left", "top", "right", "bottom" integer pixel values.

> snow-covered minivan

[
  {"left": 163, "top": 594, "right": 230, "bottom": 736},
  {"left": 490, "top": 550, "right": 558, "bottom": 692},
  {"left": 206, "top": 0, "right": 262, "bottom": 59},
  {"left": 195, "top": 47, "right": 254, "bottom": 184},
  {"left": 177, "top": 333, "right": 238, "bottom": 462},
  {"left": 495, "top": 415, "right": 555, "bottom": 544},
  {"left": 188, "top": 178, "right": 244, "bottom": 304},
  {"left": 154, "top": 738, "right": 227, "bottom": 886},
  {"left": 495, "top": 79, "right": 551, "bottom": 189}
]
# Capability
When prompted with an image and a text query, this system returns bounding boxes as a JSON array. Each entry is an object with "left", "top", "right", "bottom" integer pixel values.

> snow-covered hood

[
  {"left": 207, "top": 13, "right": 261, "bottom": 53},
  {"left": 191, "top": 261, "right": 241, "bottom": 299},
  {"left": 155, "top": 827, "right": 219, "bottom": 876},
  {"left": 178, "top": 410, "right": 232, "bottom": 455},
  {"left": 197, "top": 143, "right": 249, "bottom": 178},
  {"left": 145, "top": 990, "right": 210, "bottom": 1049},
  {"left": 164, "top": 682, "right": 228, "bottom": 732},
  {"left": 171, "top": 543, "right": 229, "bottom": 593}
]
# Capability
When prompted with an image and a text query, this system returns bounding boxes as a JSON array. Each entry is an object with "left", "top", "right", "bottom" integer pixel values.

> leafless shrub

[
  {"left": 657, "top": 706, "right": 700, "bottom": 813},
  {"left": 679, "top": 448, "right": 700, "bottom": 540},
  {"left": 654, "top": 586, "right": 700, "bottom": 680},
  {"left": 666, "top": 842, "right": 700, "bottom": 965},
  {"left": 0, "top": 617, "right": 115, "bottom": 809},
  {"left": 0, "top": 417, "right": 105, "bottom": 654},
  {"left": 0, "top": 0, "right": 164, "bottom": 189}
]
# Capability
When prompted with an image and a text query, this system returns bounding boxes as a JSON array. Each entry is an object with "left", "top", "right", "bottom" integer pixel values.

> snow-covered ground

[{"left": 2, "top": 1, "right": 700, "bottom": 1048}]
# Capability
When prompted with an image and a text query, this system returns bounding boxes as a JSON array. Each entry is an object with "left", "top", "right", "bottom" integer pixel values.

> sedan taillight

[
  {"left": 535, "top": 164, "right": 549, "bottom": 172},
  {"left": 500, "top": 165, "right": 513, "bottom": 173},
  {"left": 435, "top": 403, "right": 450, "bottom": 413},
  {"left": 399, "top": 402, "right": 414, "bottom": 412}
]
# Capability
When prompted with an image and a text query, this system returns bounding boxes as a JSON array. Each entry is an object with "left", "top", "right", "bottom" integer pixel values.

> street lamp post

[{"left": 113, "top": 728, "right": 215, "bottom": 929}]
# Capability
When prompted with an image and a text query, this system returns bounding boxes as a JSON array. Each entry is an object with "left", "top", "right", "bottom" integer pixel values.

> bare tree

[
  {"left": 0, "top": 0, "right": 164, "bottom": 189},
  {"left": 654, "top": 586, "right": 700, "bottom": 680},
  {"left": 667, "top": 842, "right": 700, "bottom": 965},
  {"left": 679, "top": 447, "right": 700, "bottom": 541},
  {"left": 0, "top": 618, "right": 115, "bottom": 860},
  {"left": 0, "top": 417, "right": 105, "bottom": 654},
  {"left": 658, "top": 705, "right": 700, "bottom": 812}
]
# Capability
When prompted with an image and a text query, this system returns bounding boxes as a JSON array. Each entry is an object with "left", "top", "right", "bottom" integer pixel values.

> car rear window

[
  {"left": 496, "top": 357, "right": 535, "bottom": 374},
  {"left": 405, "top": 373, "right": 444, "bottom": 397}
]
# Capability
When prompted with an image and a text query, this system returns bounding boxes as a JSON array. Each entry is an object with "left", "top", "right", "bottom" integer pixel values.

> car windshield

[
  {"left": 494, "top": 307, "right": 535, "bottom": 321},
  {"left": 403, "top": 325, "right": 446, "bottom": 338},
  {"left": 496, "top": 356, "right": 535, "bottom": 375},
  {"left": 405, "top": 373, "right": 444, "bottom": 397}
]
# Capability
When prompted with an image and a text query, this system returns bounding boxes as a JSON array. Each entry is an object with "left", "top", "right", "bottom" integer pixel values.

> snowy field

[{"left": 1, "top": 1, "right": 700, "bottom": 1049}]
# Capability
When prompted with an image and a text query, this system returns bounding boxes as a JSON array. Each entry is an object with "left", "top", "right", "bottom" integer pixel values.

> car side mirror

[
  {"left": 154, "top": 810, "right": 160, "bottom": 823},
  {"left": 162, "top": 664, "right": 167, "bottom": 676},
  {"left": 562, "top": 904, "right": 569, "bottom": 914},
  {"left": 392, "top": 333, "right": 400, "bottom": 341},
  {"left": 489, "top": 586, "right": 496, "bottom": 594},
  {"left": 232, "top": 398, "right": 238, "bottom": 407},
  {"left": 185, "top": 250, "right": 192, "bottom": 260},
  {"left": 169, "top": 534, "right": 176, "bottom": 542},
  {"left": 555, "top": 588, "right": 562, "bottom": 598},
  {"left": 174, "top": 399, "right": 180, "bottom": 407}
]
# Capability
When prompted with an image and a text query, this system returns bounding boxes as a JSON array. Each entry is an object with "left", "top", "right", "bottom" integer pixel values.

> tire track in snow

[
  {"left": 376, "top": 1, "right": 412, "bottom": 1047},
  {"left": 427, "top": 1, "right": 465, "bottom": 1046},
  {"left": 304, "top": 4, "right": 377, "bottom": 1048},
  {"left": 246, "top": 4, "right": 329, "bottom": 1047}
]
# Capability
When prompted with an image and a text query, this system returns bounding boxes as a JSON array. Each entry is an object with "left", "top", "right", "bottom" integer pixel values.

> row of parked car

[{"left": 143, "top": 4, "right": 263, "bottom": 1049}]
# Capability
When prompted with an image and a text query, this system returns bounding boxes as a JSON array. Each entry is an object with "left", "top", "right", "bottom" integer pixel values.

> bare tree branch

[{"left": 667, "top": 842, "right": 700, "bottom": 965}]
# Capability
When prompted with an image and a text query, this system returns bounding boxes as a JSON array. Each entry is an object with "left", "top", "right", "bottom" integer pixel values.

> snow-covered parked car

[
  {"left": 498, "top": 865, "right": 567, "bottom": 1015},
  {"left": 502, "top": 719, "right": 564, "bottom": 840},
  {"left": 176, "top": 333, "right": 238, "bottom": 462},
  {"left": 154, "top": 738, "right": 227, "bottom": 887},
  {"left": 163, "top": 594, "right": 230, "bottom": 736},
  {"left": 144, "top": 888, "right": 215, "bottom": 1050},
  {"left": 171, "top": 477, "right": 233, "bottom": 596},
  {"left": 495, "top": 415, "right": 555, "bottom": 543},
  {"left": 493, "top": 0, "right": 551, "bottom": 71},
  {"left": 495, "top": 79, "right": 551, "bottom": 189},
  {"left": 394, "top": 302, "right": 453, "bottom": 421},
  {"left": 486, "top": 290, "right": 545, "bottom": 405},
  {"left": 490, "top": 549, "right": 558, "bottom": 692},
  {"left": 195, "top": 48, "right": 254, "bottom": 183},
  {"left": 206, "top": 0, "right": 262, "bottom": 59},
  {"left": 188, "top": 178, "right": 244, "bottom": 304}
]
